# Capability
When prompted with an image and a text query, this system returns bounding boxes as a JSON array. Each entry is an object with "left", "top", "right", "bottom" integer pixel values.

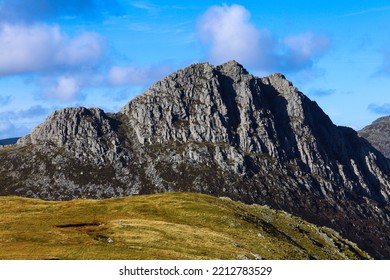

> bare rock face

[
  {"left": 17, "top": 107, "right": 128, "bottom": 166},
  {"left": 1, "top": 61, "right": 390, "bottom": 258},
  {"left": 359, "top": 116, "right": 390, "bottom": 159}
]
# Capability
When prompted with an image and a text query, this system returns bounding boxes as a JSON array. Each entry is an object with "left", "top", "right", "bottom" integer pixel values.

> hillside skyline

[{"left": 1, "top": 0, "right": 390, "bottom": 139}]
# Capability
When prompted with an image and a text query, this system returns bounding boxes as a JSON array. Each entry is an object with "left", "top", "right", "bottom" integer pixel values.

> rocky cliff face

[
  {"left": 359, "top": 116, "right": 390, "bottom": 159},
  {"left": 1, "top": 61, "right": 390, "bottom": 258}
]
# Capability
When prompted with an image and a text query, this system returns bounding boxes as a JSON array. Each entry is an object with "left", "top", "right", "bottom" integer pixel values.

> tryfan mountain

[{"left": 1, "top": 61, "right": 390, "bottom": 259}]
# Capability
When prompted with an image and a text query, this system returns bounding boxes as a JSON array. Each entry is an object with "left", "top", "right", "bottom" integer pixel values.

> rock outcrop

[
  {"left": 359, "top": 116, "right": 390, "bottom": 158},
  {"left": 1, "top": 61, "right": 390, "bottom": 258}
]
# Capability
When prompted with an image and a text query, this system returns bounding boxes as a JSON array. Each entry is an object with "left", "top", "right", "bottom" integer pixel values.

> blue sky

[{"left": 0, "top": 0, "right": 390, "bottom": 138}]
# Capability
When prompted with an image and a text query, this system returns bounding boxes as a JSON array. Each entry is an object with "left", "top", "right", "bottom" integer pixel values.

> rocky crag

[
  {"left": 359, "top": 116, "right": 390, "bottom": 159},
  {"left": 1, "top": 61, "right": 390, "bottom": 258}
]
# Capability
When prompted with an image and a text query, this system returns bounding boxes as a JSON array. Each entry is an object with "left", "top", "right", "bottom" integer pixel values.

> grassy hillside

[{"left": 0, "top": 192, "right": 370, "bottom": 260}]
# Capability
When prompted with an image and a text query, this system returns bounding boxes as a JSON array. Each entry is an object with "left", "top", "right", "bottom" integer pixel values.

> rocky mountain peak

[
  {"left": 2, "top": 61, "right": 390, "bottom": 258},
  {"left": 261, "top": 73, "right": 296, "bottom": 94},
  {"left": 217, "top": 60, "right": 249, "bottom": 76},
  {"left": 359, "top": 115, "right": 390, "bottom": 158},
  {"left": 18, "top": 107, "right": 123, "bottom": 165}
]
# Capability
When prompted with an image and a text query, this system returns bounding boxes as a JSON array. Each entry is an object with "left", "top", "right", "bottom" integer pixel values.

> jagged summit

[
  {"left": 217, "top": 60, "right": 250, "bottom": 75},
  {"left": 1, "top": 61, "right": 390, "bottom": 258}
]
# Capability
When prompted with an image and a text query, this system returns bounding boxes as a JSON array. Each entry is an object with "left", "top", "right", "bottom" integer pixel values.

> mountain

[
  {"left": 359, "top": 116, "right": 390, "bottom": 159},
  {"left": 0, "top": 137, "right": 20, "bottom": 146},
  {"left": 1, "top": 61, "right": 390, "bottom": 258},
  {"left": 0, "top": 192, "right": 370, "bottom": 260}
]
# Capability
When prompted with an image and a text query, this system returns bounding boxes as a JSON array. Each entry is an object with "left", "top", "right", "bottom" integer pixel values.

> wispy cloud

[
  {"left": 0, "top": 95, "right": 11, "bottom": 106},
  {"left": 374, "top": 51, "right": 390, "bottom": 76},
  {"left": 368, "top": 103, "right": 390, "bottom": 115},
  {"left": 16, "top": 105, "right": 51, "bottom": 119},
  {"left": 0, "top": 117, "right": 17, "bottom": 138},
  {"left": 130, "top": 1, "right": 188, "bottom": 13},
  {"left": 310, "top": 88, "right": 336, "bottom": 97},
  {"left": 0, "top": 105, "right": 52, "bottom": 138},
  {"left": 282, "top": 33, "right": 329, "bottom": 70},
  {"left": 42, "top": 76, "right": 80, "bottom": 101},
  {"left": 37, "top": 67, "right": 105, "bottom": 101},
  {"left": 0, "top": 23, "right": 104, "bottom": 76},
  {"left": 338, "top": 5, "right": 390, "bottom": 17},
  {"left": 131, "top": 1, "right": 158, "bottom": 13},
  {"left": 108, "top": 64, "right": 172, "bottom": 86},
  {"left": 197, "top": 4, "right": 330, "bottom": 74}
]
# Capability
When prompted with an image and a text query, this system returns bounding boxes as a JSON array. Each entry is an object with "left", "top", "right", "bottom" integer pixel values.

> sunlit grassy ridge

[{"left": 0, "top": 192, "right": 370, "bottom": 260}]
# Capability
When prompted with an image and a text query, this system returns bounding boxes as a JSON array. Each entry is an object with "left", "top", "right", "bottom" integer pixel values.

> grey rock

[
  {"left": 359, "top": 116, "right": 390, "bottom": 158},
  {"left": 1, "top": 61, "right": 390, "bottom": 259}
]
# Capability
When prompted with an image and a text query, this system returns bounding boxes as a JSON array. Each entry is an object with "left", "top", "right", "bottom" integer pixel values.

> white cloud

[
  {"left": 109, "top": 66, "right": 149, "bottom": 86},
  {"left": 282, "top": 33, "right": 329, "bottom": 69},
  {"left": 0, "top": 105, "right": 52, "bottom": 138},
  {"left": 197, "top": 4, "right": 266, "bottom": 66},
  {"left": 197, "top": 4, "right": 330, "bottom": 73},
  {"left": 0, "top": 23, "right": 104, "bottom": 76},
  {"left": 108, "top": 65, "right": 172, "bottom": 86},
  {"left": 0, "top": 118, "right": 13, "bottom": 133},
  {"left": 57, "top": 32, "right": 104, "bottom": 65},
  {"left": 0, "top": 115, "right": 28, "bottom": 138},
  {"left": 44, "top": 76, "right": 80, "bottom": 101}
]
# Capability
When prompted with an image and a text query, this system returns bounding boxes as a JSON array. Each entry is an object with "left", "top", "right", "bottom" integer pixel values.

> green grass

[{"left": 0, "top": 192, "right": 370, "bottom": 260}]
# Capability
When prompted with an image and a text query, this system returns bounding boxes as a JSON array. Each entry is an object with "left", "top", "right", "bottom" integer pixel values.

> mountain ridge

[{"left": 1, "top": 61, "right": 390, "bottom": 258}]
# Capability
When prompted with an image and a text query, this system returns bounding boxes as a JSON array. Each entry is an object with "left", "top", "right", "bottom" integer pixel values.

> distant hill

[
  {"left": 0, "top": 137, "right": 20, "bottom": 146},
  {"left": 0, "top": 192, "right": 370, "bottom": 260},
  {"left": 359, "top": 116, "right": 390, "bottom": 158}
]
